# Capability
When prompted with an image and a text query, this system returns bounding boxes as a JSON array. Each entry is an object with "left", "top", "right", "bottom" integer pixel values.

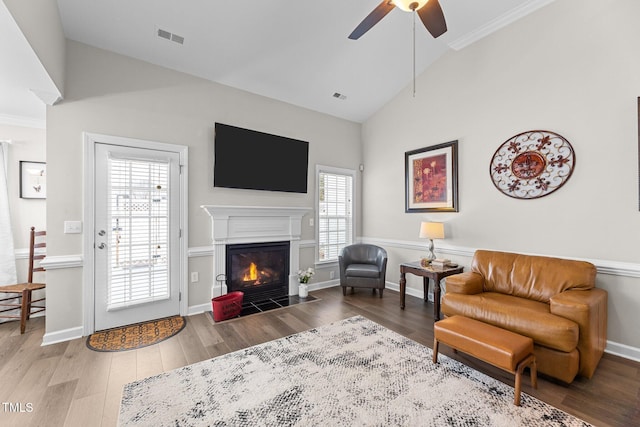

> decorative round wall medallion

[{"left": 490, "top": 130, "right": 575, "bottom": 199}]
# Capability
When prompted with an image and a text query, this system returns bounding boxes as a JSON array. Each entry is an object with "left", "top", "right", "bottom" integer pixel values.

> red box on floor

[{"left": 211, "top": 291, "right": 244, "bottom": 322}]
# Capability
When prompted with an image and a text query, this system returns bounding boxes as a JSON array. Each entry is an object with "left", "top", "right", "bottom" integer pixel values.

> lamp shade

[
  {"left": 394, "top": 0, "right": 429, "bottom": 12},
  {"left": 419, "top": 222, "right": 445, "bottom": 239}
]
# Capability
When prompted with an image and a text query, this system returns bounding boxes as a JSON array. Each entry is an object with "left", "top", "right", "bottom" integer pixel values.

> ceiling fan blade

[
  {"left": 417, "top": 0, "right": 447, "bottom": 38},
  {"left": 348, "top": 1, "right": 395, "bottom": 40}
]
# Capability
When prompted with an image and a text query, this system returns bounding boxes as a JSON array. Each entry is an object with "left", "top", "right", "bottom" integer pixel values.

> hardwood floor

[{"left": 0, "top": 287, "right": 638, "bottom": 426}]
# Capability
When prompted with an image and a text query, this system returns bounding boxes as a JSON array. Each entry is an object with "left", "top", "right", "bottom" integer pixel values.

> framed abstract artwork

[
  {"left": 20, "top": 161, "right": 46, "bottom": 199},
  {"left": 405, "top": 140, "right": 458, "bottom": 213}
]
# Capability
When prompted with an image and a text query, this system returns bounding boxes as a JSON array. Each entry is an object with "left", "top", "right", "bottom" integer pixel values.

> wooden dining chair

[{"left": 0, "top": 227, "right": 46, "bottom": 334}]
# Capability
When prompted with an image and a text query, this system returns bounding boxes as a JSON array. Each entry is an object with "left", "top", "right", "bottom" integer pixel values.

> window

[
  {"left": 316, "top": 166, "right": 355, "bottom": 262},
  {"left": 108, "top": 156, "right": 170, "bottom": 309}
]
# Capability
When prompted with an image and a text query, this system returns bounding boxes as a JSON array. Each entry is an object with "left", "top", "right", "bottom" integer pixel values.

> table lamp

[{"left": 419, "top": 222, "right": 445, "bottom": 261}]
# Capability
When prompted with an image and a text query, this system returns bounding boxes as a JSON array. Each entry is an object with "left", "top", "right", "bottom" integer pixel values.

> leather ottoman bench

[{"left": 433, "top": 315, "right": 537, "bottom": 406}]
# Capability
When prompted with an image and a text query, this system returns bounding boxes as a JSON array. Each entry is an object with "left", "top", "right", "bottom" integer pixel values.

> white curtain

[{"left": 0, "top": 141, "right": 17, "bottom": 285}]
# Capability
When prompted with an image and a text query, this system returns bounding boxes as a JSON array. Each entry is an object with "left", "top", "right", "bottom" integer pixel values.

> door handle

[{"left": 97, "top": 243, "right": 106, "bottom": 249}]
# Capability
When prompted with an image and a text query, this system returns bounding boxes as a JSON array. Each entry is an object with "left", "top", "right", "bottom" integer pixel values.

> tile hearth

[{"left": 211, "top": 295, "right": 318, "bottom": 322}]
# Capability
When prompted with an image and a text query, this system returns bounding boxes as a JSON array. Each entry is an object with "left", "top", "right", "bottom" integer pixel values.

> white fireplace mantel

[{"left": 201, "top": 205, "right": 311, "bottom": 298}]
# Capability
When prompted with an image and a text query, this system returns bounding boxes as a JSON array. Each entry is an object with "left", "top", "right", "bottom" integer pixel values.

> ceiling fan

[{"left": 348, "top": 0, "right": 447, "bottom": 40}]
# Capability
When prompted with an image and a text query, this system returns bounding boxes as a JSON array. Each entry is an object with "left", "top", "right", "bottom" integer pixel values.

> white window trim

[{"left": 315, "top": 164, "right": 356, "bottom": 265}]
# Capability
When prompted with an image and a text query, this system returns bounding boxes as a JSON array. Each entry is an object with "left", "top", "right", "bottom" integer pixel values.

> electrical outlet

[
  {"left": 330, "top": 271, "right": 335, "bottom": 280},
  {"left": 309, "top": 218, "right": 314, "bottom": 227},
  {"left": 191, "top": 272, "right": 199, "bottom": 283}
]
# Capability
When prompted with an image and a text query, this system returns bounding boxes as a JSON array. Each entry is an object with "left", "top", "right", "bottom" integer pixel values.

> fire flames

[{"left": 243, "top": 262, "right": 258, "bottom": 282}]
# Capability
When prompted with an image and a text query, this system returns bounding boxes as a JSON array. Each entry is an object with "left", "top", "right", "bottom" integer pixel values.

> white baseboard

[
  {"left": 385, "top": 281, "right": 428, "bottom": 300},
  {"left": 308, "top": 279, "right": 340, "bottom": 291},
  {"left": 187, "top": 303, "right": 212, "bottom": 316},
  {"left": 604, "top": 341, "right": 640, "bottom": 363},
  {"left": 41, "top": 326, "right": 83, "bottom": 346}
]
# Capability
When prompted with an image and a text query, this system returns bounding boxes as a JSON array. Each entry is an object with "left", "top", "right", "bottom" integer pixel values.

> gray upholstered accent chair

[{"left": 339, "top": 244, "right": 388, "bottom": 297}]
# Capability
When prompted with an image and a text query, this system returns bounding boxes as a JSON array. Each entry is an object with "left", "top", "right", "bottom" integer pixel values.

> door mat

[{"left": 86, "top": 315, "right": 186, "bottom": 352}]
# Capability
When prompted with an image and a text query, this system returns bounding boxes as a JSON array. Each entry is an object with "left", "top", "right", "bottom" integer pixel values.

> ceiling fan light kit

[
  {"left": 348, "top": 0, "right": 448, "bottom": 96},
  {"left": 393, "top": 1, "right": 428, "bottom": 12},
  {"left": 348, "top": 0, "right": 447, "bottom": 40}
]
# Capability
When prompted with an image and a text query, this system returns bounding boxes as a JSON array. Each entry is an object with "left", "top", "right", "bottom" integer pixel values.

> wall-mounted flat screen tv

[{"left": 214, "top": 123, "right": 309, "bottom": 193}]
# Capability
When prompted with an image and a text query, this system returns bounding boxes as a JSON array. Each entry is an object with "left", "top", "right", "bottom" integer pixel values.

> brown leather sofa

[{"left": 441, "top": 250, "right": 608, "bottom": 383}]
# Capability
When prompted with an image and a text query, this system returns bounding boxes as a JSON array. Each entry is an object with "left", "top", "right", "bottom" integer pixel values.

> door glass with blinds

[
  {"left": 317, "top": 167, "right": 355, "bottom": 262},
  {"left": 94, "top": 143, "right": 180, "bottom": 331}
]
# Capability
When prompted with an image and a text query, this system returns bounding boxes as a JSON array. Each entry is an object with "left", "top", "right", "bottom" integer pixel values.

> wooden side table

[{"left": 399, "top": 261, "right": 464, "bottom": 320}]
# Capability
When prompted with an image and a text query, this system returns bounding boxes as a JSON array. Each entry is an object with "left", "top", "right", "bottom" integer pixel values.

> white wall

[
  {"left": 362, "top": 0, "right": 640, "bottom": 354},
  {"left": 0, "top": 123, "right": 46, "bottom": 282},
  {"left": 45, "top": 40, "right": 362, "bottom": 336}
]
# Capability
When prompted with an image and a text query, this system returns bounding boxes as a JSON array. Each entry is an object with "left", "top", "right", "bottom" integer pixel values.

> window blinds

[
  {"left": 107, "top": 156, "right": 170, "bottom": 309},
  {"left": 318, "top": 171, "right": 353, "bottom": 262}
]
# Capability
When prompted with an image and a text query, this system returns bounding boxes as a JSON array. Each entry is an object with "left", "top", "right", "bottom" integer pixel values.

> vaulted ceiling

[{"left": 3, "top": 0, "right": 555, "bottom": 125}]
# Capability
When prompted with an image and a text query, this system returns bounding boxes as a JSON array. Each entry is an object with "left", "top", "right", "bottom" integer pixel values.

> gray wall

[
  {"left": 362, "top": 0, "right": 640, "bottom": 356},
  {"left": 45, "top": 40, "right": 362, "bottom": 335}
]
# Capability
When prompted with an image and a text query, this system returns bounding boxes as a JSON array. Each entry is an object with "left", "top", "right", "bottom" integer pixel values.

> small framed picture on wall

[
  {"left": 405, "top": 140, "right": 458, "bottom": 213},
  {"left": 20, "top": 161, "right": 46, "bottom": 199}
]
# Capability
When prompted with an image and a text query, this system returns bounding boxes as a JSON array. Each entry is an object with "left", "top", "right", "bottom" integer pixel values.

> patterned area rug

[
  {"left": 119, "top": 316, "right": 591, "bottom": 426},
  {"left": 87, "top": 315, "right": 186, "bottom": 352}
]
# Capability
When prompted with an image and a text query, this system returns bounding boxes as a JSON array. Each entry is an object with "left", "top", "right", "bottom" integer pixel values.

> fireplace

[
  {"left": 225, "top": 241, "right": 290, "bottom": 303},
  {"left": 201, "top": 205, "right": 311, "bottom": 300}
]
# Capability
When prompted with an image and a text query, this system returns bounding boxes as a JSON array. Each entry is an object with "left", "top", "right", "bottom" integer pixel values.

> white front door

[{"left": 94, "top": 143, "right": 181, "bottom": 331}]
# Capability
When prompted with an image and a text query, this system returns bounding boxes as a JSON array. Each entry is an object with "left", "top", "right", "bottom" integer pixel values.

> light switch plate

[{"left": 64, "top": 221, "right": 82, "bottom": 234}]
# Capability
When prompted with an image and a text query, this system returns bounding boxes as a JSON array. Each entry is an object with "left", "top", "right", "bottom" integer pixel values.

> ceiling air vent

[
  {"left": 157, "top": 28, "right": 171, "bottom": 40},
  {"left": 157, "top": 28, "right": 184, "bottom": 45}
]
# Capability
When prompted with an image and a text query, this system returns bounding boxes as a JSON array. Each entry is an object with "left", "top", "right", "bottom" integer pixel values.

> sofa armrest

[
  {"left": 550, "top": 288, "right": 607, "bottom": 378},
  {"left": 376, "top": 252, "right": 388, "bottom": 276},
  {"left": 445, "top": 272, "right": 484, "bottom": 295},
  {"left": 338, "top": 256, "right": 347, "bottom": 283}
]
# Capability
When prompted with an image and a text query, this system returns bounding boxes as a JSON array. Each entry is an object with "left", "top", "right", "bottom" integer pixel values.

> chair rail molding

[
  {"left": 20, "top": 242, "right": 317, "bottom": 265},
  {"left": 186, "top": 240, "right": 316, "bottom": 259},
  {"left": 39, "top": 255, "right": 83, "bottom": 269},
  {"left": 360, "top": 236, "right": 640, "bottom": 278},
  {"left": 187, "top": 246, "right": 214, "bottom": 258}
]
